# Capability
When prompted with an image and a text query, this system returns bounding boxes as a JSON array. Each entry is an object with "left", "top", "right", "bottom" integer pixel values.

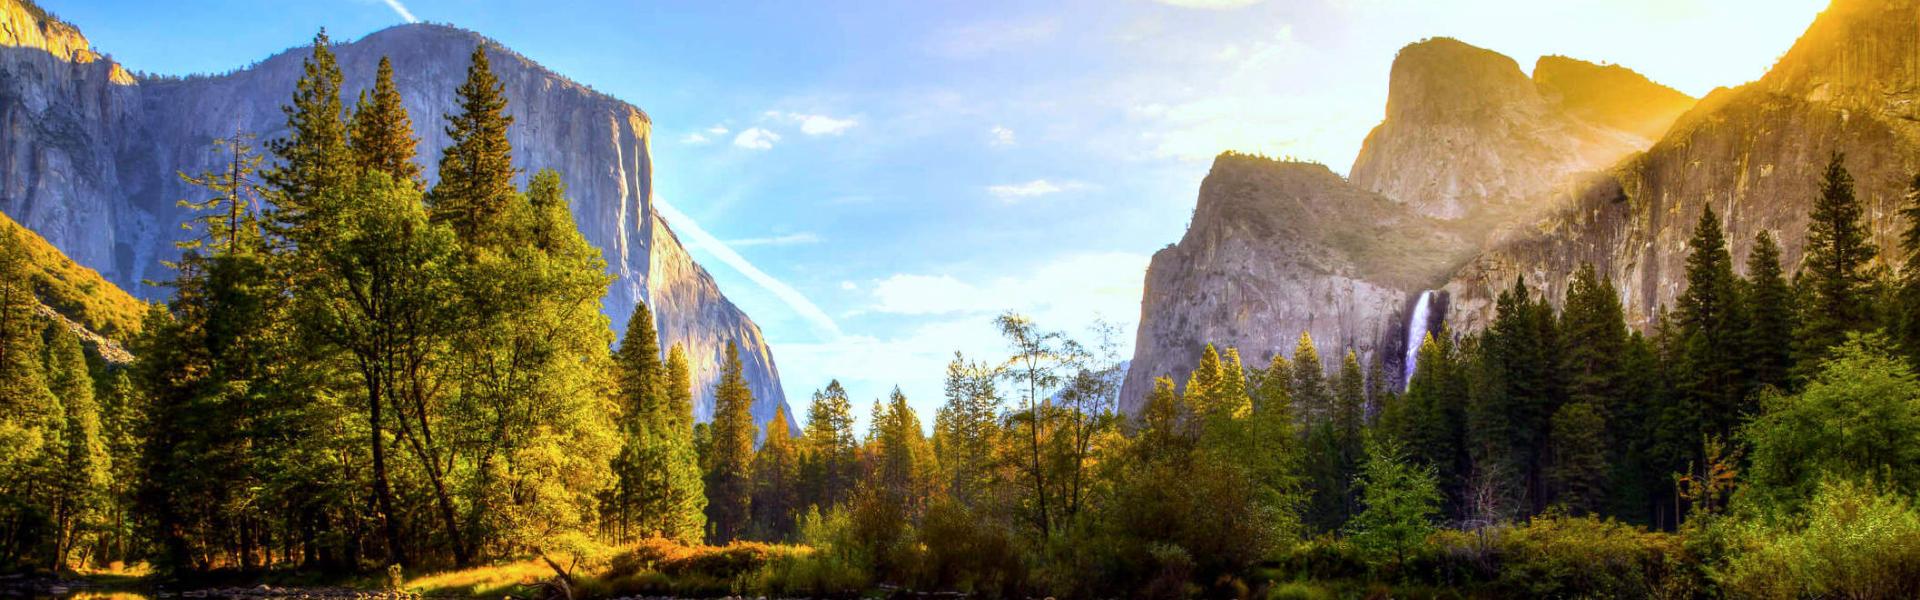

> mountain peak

[
  {"left": 1379, "top": 37, "right": 1539, "bottom": 124},
  {"left": 1, "top": 0, "right": 133, "bottom": 83},
  {"left": 1762, "top": 0, "right": 1920, "bottom": 110},
  {"left": 1533, "top": 55, "right": 1694, "bottom": 140}
]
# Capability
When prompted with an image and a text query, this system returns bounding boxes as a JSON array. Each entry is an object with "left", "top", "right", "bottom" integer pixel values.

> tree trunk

[{"left": 363, "top": 364, "right": 407, "bottom": 567}]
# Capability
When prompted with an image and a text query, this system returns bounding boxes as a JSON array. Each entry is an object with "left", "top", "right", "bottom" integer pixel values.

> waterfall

[{"left": 1403, "top": 290, "right": 1436, "bottom": 390}]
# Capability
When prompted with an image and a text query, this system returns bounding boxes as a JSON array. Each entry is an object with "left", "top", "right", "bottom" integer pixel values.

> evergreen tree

[
  {"left": 44, "top": 328, "right": 108, "bottom": 570},
  {"left": 1560, "top": 263, "right": 1628, "bottom": 410},
  {"left": 706, "top": 342, "right": 756, "bottom": 542},
  {"left": 607, "top": 301, "right": 704, "bottom": 543},
  {"left": 1795, "top": 153, "right": 1879, "bottom": 377},
  {"left": 1345, "top": 436, "right": 1440, "bottom": 569},
  {"left": 933, "top": 354, "right": 999, "bottom": 507},
  {"left": 1546, "top": 401, "right": 1607, "bottom": 516},
  {"left": 1744, "top": 231, "right": 1797, "bottom": 391},
  {"left": 1676, "top": 206, "right": 1749, "bottom": 445},
  {"left": 430, "top": 45, "right": 518, "bottom": 243},
  {"left": 803, "top": 380, "right": 857, "bottom": 511},
  {"left": 350, "top": 56, "right": 422, "bottom": 186},
  {"left": 1895, "top": 173, "right": 1920, "bottom": 366},
  {"left": 1185, "top": 344, "right": 1224, "bottom": 418},
  {"left": 1401, "top": 334, "right": 1468, "bottom": 515},
  {"left": 1473, "top": 276, "right": 1561, "bottom": 515},
  {"left": 263, "top": 30, "right": 354, "bottom": 246},
  {"left": 1289, "top": 333, "right": 1330, "bottom": 421},
  {"left": 666, "top": 345, "right": 696, "bottom": 430},
  {"left": 750, "top": 406, "right": 800, "bottom": 540}
]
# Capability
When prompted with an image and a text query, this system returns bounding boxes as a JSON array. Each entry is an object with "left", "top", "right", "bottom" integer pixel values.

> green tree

[
  {"left": 43, "top": 328, "right": 109, "bottom": 570},
  {"left": 1744, "top": 231, "right": 1798, "bottom": 392},
  {"left": 706, "top": 342, "right": 756, "bottom": 542},
  {"left": 1546, "top": 401, "right": 1607, "bottom": 515},
  {"left": 1289, "top": 333, "right": 1330, "bottom": 421},
  {"left": 350, "top": 56, "right": 423, "bottom": 186},
  {"left": 1795, "top": 153, "right": 1879, "bottom": 378},
  {"left": 1560, "top": 264, "right": 1628, "bottom": 410},
  {"left": 1346, "top": 436, "right": 1441, "bottom": 570},
  {"left": 430, "top": 45, "right": 518, "bottom": 243},
  {"left": 750, "top": 406, "right": 801, "bottom": 540},
  {"left": 607, "top": 302, "right": 705, "bottom": 543},
  {"left": 1895, "top": 173, "right": 1920, "bottom": 367},
  {"left": 803, "top": 380, "right": 858, "bottom": 511},
  {"left": 263, "top": 30, "right": 354, "bottom": 246},
  {"left": 933, "top": 354, "right": 1000, "bottom": 508},
  {"left": 1676, "top": 207, "right": 1749, "bottom": 449},
  {"left": 1743, "top": 333, "right": 1920, "bottom": 513}
]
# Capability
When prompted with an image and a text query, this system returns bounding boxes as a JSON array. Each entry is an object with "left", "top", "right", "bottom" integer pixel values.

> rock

[
  {"left": 1120, "top": 155, "right": 1474, "bottom": 411},
  {"left": 0, "top": 0, "right": 792, "bottom": 425},
  {"left": 1442, "top": 0, "right": 1920, "bottom": 333}
]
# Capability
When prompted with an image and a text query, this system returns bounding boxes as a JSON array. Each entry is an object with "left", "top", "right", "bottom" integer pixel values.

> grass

[{"left": 404, "top": 560, "right": 558, "bottom": 598}]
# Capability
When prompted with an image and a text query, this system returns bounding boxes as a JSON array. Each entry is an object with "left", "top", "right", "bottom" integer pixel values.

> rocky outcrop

[
  {"left": 1348, "top": 38, "right": 1693, "bottom": 226},
  {"left": 1443, "top": 0, "right": 1920, "bottom": 332},
  {"left": 1120, "top": 155, "right": 1474, "bottom": 412},
  {"left": 0, "top": 1, "right": 790, "bottom": 425}
]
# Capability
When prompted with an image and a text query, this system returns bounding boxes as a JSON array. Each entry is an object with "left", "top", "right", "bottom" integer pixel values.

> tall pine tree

[
  {"left": 705, "top": 342, "right": 756, "bottom": 542},
  {"left": 1895, "top": 173, "right": 1920, "bottom": 366},
  {"left": 1744, "top": 231, "right": 1797, "bottom": 391},
  {"left": 1795, "top": 153, "right": 1879, "bottom": 376},
  {"left": 1676, "top": 206, "right": 1748, "bottom": 444},
  {"left": 350, "top": 56, "right": 423, "bottom": 187},
  {"left": 430, "top": 45, "right": 518, "bottom": 243}
]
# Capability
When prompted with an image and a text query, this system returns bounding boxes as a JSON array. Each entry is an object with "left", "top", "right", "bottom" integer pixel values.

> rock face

[
  {"left": 1120, "top": 155, "right": 1474, "bottom": 412},
  {"left": 1443, "top": 0, "right": 1920, "bottom": 332},
  {"left": 1349, "top": 38, "right": 1692, "bottom": 225},
  {"left": 0, "top": 1, "right": 790, "bottom": 425},
  {"left": 1125, "top": 39, "right": 1694, "bottom": 411}
]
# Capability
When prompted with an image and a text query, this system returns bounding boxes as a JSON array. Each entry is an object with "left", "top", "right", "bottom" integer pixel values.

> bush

[
  {"left": 750, "top": 507, "right": 870, "bottom": 597},
  {"left": 1718, "top": 479, "right": 1920, "bottom": 599},
  {"left": 1475, "top": 514, "right": 1697, "bottom": 598},
  {"left": 918, "top": 499, "right": 1029, "bottom": 596}
]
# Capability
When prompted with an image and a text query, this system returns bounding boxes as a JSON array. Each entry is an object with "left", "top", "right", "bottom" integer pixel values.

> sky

[{"left": 52, "top": 0, "right": 1827, "bottom": 430}]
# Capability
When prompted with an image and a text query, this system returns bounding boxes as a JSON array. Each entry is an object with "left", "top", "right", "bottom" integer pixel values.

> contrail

[
  {"left": 653, "top": 195, "right": 845, "bottom": 341},
  {"left": 381, "top": 0, "right": 420, "bottom": 23}
]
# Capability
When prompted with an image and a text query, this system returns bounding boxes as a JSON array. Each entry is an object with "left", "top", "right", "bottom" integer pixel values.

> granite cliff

[
  {"left": 1124, "top": 39, "right": 1692, "bottom": 409},
  {"left": 1443, "top": 0, "right": 1920, "bottom": 331},
  {"left": 0, "top": 1, "right": 789, "bottom": 425},
  {"left": 1120, "top": 155, "right": 1474, "bottom": 412}
]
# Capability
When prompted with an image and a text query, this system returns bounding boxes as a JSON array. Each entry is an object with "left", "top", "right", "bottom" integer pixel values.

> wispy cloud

[
  {"left": 380, "top": 0, "right": 419, "bottom": 23},
  {"left": 682, "top": 132, "right": 711, "bottom": 144},
  {"left": 654, "top": 196, "right": 843, "bottom": 340},
  {"left": 733, "top": 127, "right": 780, "bottom": 150},
  {"left": 766, "top": 111, "right": 859, "bottom": 136},
  {"left": 707, "top": 125, "right": 730, "bottom": 135},
  {"left": 989, "top": 125, "right": 1016, "bottom": 147},
  {"left": 986, "top": 179, "right": 1087, "bottom": 201},
  {"left": 727, "top": 232, "right": 822, "bottom": 247}
]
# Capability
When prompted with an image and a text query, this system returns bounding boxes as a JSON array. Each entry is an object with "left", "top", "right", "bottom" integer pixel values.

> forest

[{"left": 5, "top": 31, "right": 1920, "bottom": 599}]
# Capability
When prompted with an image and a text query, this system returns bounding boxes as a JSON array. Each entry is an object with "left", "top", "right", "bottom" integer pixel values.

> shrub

[
  {"left": 600, "top": 538, "right": 805, "bottom": 597},
  {"left": 1718, "top": 479, "right": 1920, "bottom": 599},
  {"left": 1481, "top": 514, "right": 1697, "bottom": 598},
  {"left": 750, "top": 507, "right": 871, "bottom": 597}
]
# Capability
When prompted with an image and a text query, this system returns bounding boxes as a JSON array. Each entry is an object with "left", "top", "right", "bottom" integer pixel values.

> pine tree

[
  {"left": 1289, "top": 333, "right": 1330, "bottom": 421},
  {"left": 1474, "top": 276, "right": 1561, "bottom": 515},
  {"left": 607, "top": 301, "right": 703, "bottom": 543},
  {"left": 705, "top": 342, "right": 756, "bottom": 542},
  {"left": 1744, "top": 231, "right": 1797, "bottom": 391},
  {"left": 1185, "top": 344, "right": 1224, "bottom": 418},
  {"left": 350, "top": 56, "right": 423, "bottom": 187},
  {"left": 1676, "top": 206, "right": 1749, "bottom": 444},
  {"left": 1546, "top": 401, "right": 1607, "bottom": 516},
  {"left": 803, "top": 380, "right": 857, "bottom": 510},
  {"left": 666, "top": 345, "right": 696, "bottom": 431},
  {"left": 263, "top": 30, "right": 354, "bottom": 246},
  {"left": 430, "top": 45, "right": 518, "bottom": 243},
  {"left": 749, "top": 406, "right": 800, "bottom": 540},
  {"left": 1345, "top": 436, "right": 1440, "bottom": 569},
  {"left": 1560, "top": 263, "right": 1627, "bottom": 410},
  {"left": 1795, "top": 153, "right": 1879, "bottom": 376},
  {"left": 44, "top": 328, "right": 108, "bottom": 569},
  {"left": 933, "top": 354, "right": 999, "bottom": 507},
  {"left": 1894, "top": 173, "right": 1920, "bottom": 366}
]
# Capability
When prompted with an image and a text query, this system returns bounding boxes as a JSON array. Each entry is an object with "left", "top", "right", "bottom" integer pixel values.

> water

[{"left": 1403, "top": 290, "right": 1436, "bottom": 390}]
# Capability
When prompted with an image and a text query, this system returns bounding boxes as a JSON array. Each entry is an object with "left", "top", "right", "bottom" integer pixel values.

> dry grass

[{"left": 404, "top": 559, "right": 558, "bottom": 598}]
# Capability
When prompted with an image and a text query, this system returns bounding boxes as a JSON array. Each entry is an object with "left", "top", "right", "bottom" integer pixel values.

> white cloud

[
  {"left": 765, "top": 111, "right": 859, "bottom": 136},
  {"left": 726, "top": 232, "right": 822, "bottom": 247},
  {"left": 682, "top": 132, "right": 711, "bottom": 144},
  {"left": 706, "top": 125, "right": 730, "bottom": 135},
  {"left": 1153, "top": 0, "right": 1264, "bottom": 8},
  {"left": 380, "top": 0, "right": 419, "bottom": 23},
  {"left": 653, "top": 195, "right": 843, "bottom": 340},
  {"left": 733, "top": 127, "right": 781, "bottom": 150},
  {"left": 989, "top": 125, "right": 1016, "bottom": 146},
  {"left": 986, "top": 179, "right": 1087, "bottom": 201}
]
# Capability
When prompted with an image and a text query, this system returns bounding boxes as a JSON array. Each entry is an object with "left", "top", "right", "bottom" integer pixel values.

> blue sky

[{"left": 53, "top": 0, "right": 1825, "bottom": 428}]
